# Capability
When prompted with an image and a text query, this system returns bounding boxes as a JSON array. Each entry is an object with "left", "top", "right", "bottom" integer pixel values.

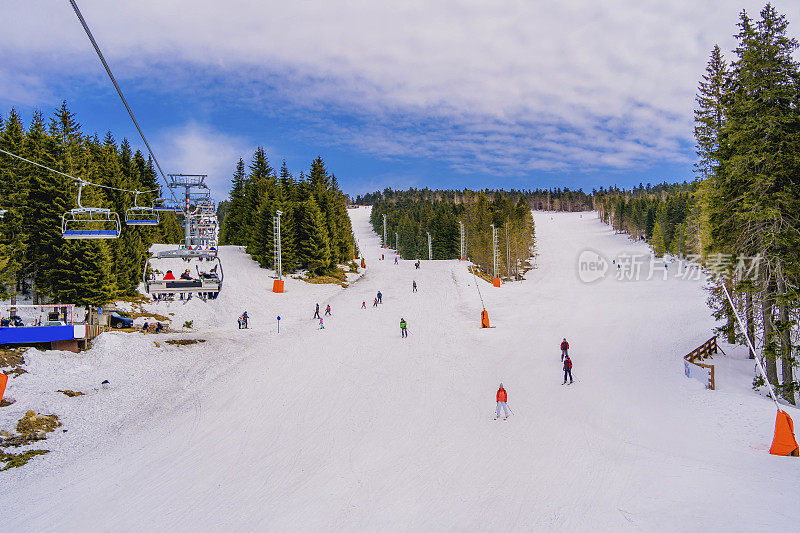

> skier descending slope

[
  {"left": 377, "top": 291, "right": 383, "bottom": 304},
  {"left": 361, "top": 301, "right": 366, "bottom": 309},
  {"left": 400, "top": 318, "right": 408, "bottom": 338},
  {"left": 560, "top": 338, "right": 569, "bottom": 360},
  {"left": 495, "top": 384, "right": 508, "bottom": 420},
  {"left": 325, "top": 305, "right": 331, "bottom": 316},
  {"left": 412, "top": 281, "right": 417, "bottom": 293},
  {"left": 563, "top": 355, "right": 573, "bottom": 384},
  {"left": 313, "top": 303, "right": 320, "bottom": 319}
]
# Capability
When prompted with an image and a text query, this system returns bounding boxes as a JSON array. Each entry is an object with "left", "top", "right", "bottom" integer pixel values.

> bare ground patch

[{"left": 165, "top": 339, "right": 206, "bottom": 346}]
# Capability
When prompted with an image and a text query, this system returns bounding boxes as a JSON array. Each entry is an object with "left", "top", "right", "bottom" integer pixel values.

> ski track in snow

[{"left": 1, "top": 208, "right": 799, "bottom": 531}]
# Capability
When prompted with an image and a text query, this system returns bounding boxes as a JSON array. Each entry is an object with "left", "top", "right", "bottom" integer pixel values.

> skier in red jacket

[
  {"left": 563, "top": 355, "right": 573, "bottom": 384},
  {"left": 495, "top": 383, "right": 508, "bottom": 419},
  {"left": 560, "top": 338, "right": 569, "bottom": 361}
]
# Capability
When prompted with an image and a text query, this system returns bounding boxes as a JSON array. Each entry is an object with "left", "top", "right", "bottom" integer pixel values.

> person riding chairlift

[
  {"left": 180, "top": 269, "right": 192, "bottom": 280},
  {"left": 163, "top": 270, "right": 175, "bottom": 280}
]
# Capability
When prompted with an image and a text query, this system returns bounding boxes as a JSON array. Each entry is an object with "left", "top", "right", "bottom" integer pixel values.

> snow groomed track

[{"left": 1, "top": 207, "right": 798, "bottom": 531}]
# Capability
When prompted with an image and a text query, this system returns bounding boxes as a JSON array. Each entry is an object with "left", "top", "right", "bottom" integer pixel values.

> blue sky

[{"left": 2, "top": 0, "right": 799, "bottom": 200}]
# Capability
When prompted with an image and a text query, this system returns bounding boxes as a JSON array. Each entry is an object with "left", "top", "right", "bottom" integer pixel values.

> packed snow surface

[{"left": 1, "top": 207, "right": 798, "bottom": 531}]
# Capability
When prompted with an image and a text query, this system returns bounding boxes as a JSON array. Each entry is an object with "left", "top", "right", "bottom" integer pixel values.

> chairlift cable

[
  {"left": 67, "top": 0, "right": 177, "bottom": 202},
  {"left": 469, "top": 262, "right": 486, "bottom": 309},
  {"left": 0, "top": 147, "right": 160, "bottom": 195}
]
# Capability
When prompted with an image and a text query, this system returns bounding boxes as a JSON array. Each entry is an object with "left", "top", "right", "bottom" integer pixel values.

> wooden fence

[{"left": 684, "top": 336, "right": 717, "bottom": 390}]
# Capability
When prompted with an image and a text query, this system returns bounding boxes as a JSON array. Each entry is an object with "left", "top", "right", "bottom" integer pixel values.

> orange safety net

[
  {"left": 770, "top": 410, "right": 799, "bottom": 456},
  {"left": 0, "top": 373, "right": 7, "bottom": 403},
  {"left": 481, "top": 309, "right": 490, "bottom": 328}
]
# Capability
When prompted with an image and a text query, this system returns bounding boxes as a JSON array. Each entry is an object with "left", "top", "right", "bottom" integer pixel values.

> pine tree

[
  {"left": 50, "top": 240, "right": 116, "bottom": 306},
  {"left": 23, "top": 110, "right": 71, "bottom": 301},
  {"left": 694, "top": 45, "right": 728, "bottom": 181},
  {"left": 220, "top": 159, "right": 247, "bottom": 245},
  {"left": 0, "top": 110, "right": 28, "bottom": 298},
  {"left": 651, "top": 222, "right": 666, "bottom": 257},
  {"left": 711, "top": 5, "right": 800, "bottom": 400},
  {"left": 298, "top": 194, "right": 331, "bottom": 274}
]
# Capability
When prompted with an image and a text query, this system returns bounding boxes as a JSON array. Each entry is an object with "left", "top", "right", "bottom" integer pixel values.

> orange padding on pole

[
  {"left": 361, "top": 258, "right": 366, "bottom": 268},
  {"left": 481, "top": 309, "right": 490, "bottom": 328},
  {"left": 272, "top": 279, "right": 284, "bottom": 293},
  {"left": 492, "top": 277, "right": 501, "bottom": 287},
  {"left": 0, "top": 373, "right": 7, "bottom": 404},
  {"left": 770, "top": 410, "right": 799, "bottom": 456}
]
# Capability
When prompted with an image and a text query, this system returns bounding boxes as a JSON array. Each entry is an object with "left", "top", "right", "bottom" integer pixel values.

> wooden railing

[{"left": 684, "top": 336, "right": 717, "bottom": 390}]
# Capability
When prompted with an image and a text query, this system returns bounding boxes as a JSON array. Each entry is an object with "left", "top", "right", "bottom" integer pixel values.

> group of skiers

[
  {"left": 366, "top": 291, "right": 382, "bottom": 308},
  {"left": 237, "top": 311, "right": 249, "bottom": 329},
  {"left": 141, "top": 321, "right": 165, "bottom": 333},
  {"left": 495, "top": 339, "right": 575, "bottom": 419},
  {"left": 312, "top": 303, "right": 332, "bottom": 329},
  {"left": 560, "top": 338, "right": 573, "bottom": 384}
]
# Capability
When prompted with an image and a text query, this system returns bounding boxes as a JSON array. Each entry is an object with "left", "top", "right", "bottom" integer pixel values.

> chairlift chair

[
  {"left": 152, "top": 198, "right": 184, "bottom": 213},
  {"left": 61, "top": 181, "right": 121, "bottom": 239},
  {"left": 143, "top": 254, "right": 223, "bottom": 300},
  {"left": 125, "top": 191, "right": 160, "bottom": 225}
]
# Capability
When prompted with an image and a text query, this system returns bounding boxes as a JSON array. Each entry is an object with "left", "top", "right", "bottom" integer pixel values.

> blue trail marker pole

[{"left": 277, "top": 316, "right": 281, "bottom": 333}]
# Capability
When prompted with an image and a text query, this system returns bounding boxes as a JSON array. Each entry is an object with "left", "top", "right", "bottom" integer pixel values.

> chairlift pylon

[
  {"left": 61, "top": 181, "right": 121, "bottom": 239},
  {"left": 125, "top": 191, "right": 160, "bottom": 226}
]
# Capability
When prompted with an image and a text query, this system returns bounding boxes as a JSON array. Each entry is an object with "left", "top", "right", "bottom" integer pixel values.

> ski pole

[{"left": 506, "top": 404, "right": 515, "bottom": 415}]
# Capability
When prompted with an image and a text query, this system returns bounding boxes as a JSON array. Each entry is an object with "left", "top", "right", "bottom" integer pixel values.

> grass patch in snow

[
  {"left": 166, "top": 339, "right": 206, "bottom": 346},
  {"left": 0, "top": 348, "right": 25, "bottom": 368},
  {"left": 0, "top": 449, "right": 49, "bottom": 471},
  {"left": 0, "top": 431, "right": 45, "bottom": 447},
  {"left": 126, "top": 311, "right": 171, "bottom": 322},
  {"left": 303, "top": 267, "right": 350, "bottom": 287},
  {"left": 4, "top": 367, "right": 27, "bottom": 378},
  {"left": 116, "top": 294, "right": 151, "bottom": 306},
  {"left": 16, "top": 411, "right": 61, "bottom": 435},
  {"left": 57, "top": 390, "right": 84, "bottom": 398}
]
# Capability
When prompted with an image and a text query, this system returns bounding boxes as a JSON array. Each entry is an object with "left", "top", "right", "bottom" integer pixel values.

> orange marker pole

[{"left": 0, "top": 373, "right": 7, "bottom": 404}]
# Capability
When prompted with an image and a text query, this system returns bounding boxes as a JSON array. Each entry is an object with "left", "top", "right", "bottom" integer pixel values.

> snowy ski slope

[{"left": 1, "top": 207, "right": 798, "bottom": 531}]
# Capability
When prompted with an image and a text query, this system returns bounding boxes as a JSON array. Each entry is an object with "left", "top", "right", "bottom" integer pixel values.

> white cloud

[
  {"left": 0, "top": 67, "right": 54, "bottom": 107},
  {"left": 3, "top": 0, "right": 800, "bottom": 177},
  {"left": 155, "top": 122, "right": 255, "bottom": 199}
]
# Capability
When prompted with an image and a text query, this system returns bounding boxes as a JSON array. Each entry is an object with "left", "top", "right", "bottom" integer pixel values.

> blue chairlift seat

[
  {"left": 62, "top": 207, "right": 121, "bottom": 240},
  {"left": 125, "top": 192, "right": 160, "bottom": 225},
  {"left": 125, "top": 206, "right": 160, "bottom": 226},
  {"left": 153, "top": 198, "right": 184, "bottom": 213},
  {"left": 61, "top": 181, "right": 121, "bottom": 240}
]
